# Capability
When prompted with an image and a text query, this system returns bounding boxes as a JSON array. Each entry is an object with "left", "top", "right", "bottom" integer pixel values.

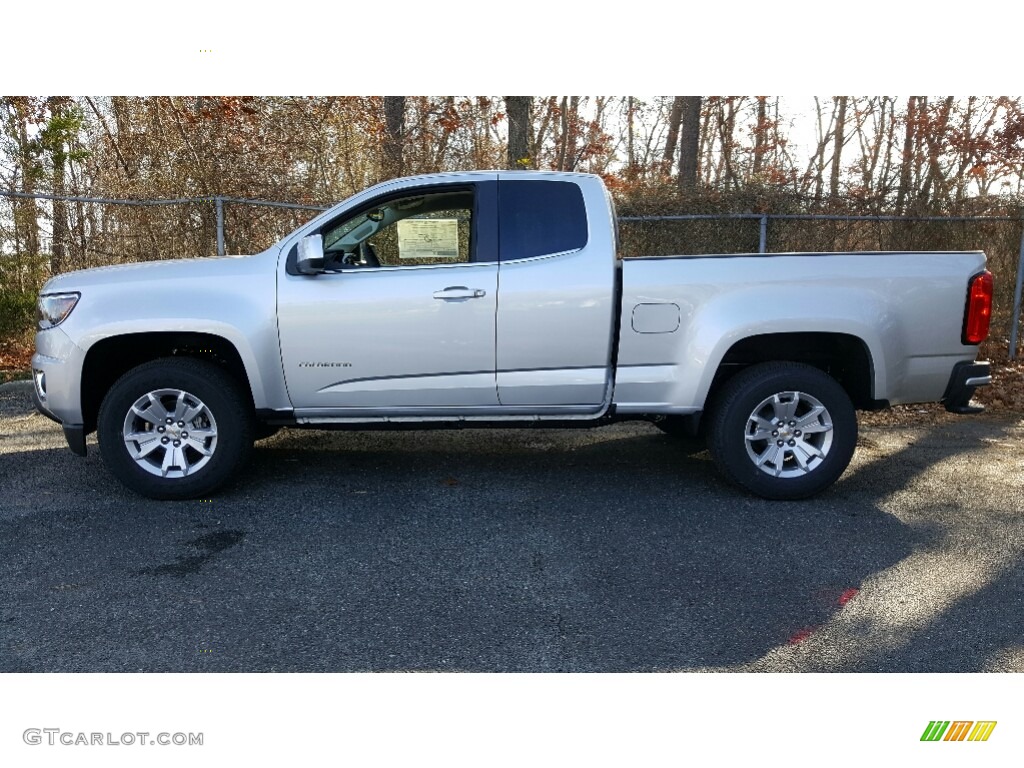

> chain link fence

[
  {"left": 3, "top": 190, "right": 1023, "bottom": 360},
  {"left": 619, "top": 213, "right": 1024, "bottom": 360}
]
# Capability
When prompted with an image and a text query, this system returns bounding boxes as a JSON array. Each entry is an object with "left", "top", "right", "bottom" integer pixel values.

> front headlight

[{"left": 37, "top": 292, "right": 80, "bottom": 329}]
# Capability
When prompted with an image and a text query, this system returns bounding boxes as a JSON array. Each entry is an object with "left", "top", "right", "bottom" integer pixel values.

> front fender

[{"left": 73, "top": 318, "right": 287, "bottom": 410}]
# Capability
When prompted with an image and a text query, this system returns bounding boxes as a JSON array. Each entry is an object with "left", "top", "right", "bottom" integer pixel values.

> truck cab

[{"left": 276, "top": 171, "right": 618, "bottom": 417}]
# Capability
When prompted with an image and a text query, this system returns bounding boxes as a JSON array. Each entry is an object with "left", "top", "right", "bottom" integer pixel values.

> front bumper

[
  {"left": 31, "top": 326, "right": 88, "bottom": 455},
  {"left": 31, "top": 380, "right": 87, "bottom": 456},
  {"left": 942, "top": 361, "right": 991, "bottom": 414}
]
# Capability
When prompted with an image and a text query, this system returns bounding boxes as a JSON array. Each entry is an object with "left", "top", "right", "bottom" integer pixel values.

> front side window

[{"left": 320, "top": 188, "right": 474, "bottom": 268}]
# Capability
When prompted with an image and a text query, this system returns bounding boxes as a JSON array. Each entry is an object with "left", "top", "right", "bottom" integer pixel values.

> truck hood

[{"left": 41, "top": 250, "right": 275, "bottom": 294}]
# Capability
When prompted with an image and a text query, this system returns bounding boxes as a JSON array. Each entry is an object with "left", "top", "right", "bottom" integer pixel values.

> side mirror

[{"left": 296, "top": 234, "right": 326, "bottom": 275}]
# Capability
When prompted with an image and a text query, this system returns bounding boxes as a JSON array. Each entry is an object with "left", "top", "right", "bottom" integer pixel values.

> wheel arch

[
  {"left": 704, "top": 331, "right": 881, "bottom": 412},
  {"left": 81, "top": 331, "right": 255, "bottom": 433}
]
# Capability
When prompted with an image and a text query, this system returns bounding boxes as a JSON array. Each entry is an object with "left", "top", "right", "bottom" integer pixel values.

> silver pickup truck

[{"left": 31, "top": 171, "right": 993, "bottom": 500}]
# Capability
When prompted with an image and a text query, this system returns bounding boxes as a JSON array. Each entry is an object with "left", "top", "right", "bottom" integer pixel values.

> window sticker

[{"left": 397, "top": 219, "right": 459, "bottom": 259}]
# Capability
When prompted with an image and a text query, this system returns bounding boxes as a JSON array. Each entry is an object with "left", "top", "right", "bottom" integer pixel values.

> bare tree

[
  {"left": 663, "top": 97, "right": 684, "bottom": 174},
  {"left": 8, "top": 99, "right": 41, "bottom": 260},
  {"left": 852, "top": 96, "right": 892, "bottom": 201},
  {"left": 896, "top": 96, "right": 919, "bottom": 213},
  {"left": 382, "top": 96, "right": 405, "bottom": 179},
  {"left": 752, "top": 96, "right": 768, "bottom": 177},
  {"left": 625, "top": 96, "right": 636, "bottom": 175},
  {"left": 678, "top": 96, "right": 701, "bottom": 190},
  {"left": 562, "top": 96, "right": 580, "bottom": 171},
  {"left": 804, "top": 97, "right": 840, "bottom": 202},
  {"left": 504, "top": 96, "right": 532, "bottom": 169},
  {"left": 919, "top": 96, "right": 955, "bottom": 204},
  {"left": 47, "top": 97, "right": 70, "bottom": 274},
  {"left": 829, "top": 96, "right": 848, "bottom": 199}
]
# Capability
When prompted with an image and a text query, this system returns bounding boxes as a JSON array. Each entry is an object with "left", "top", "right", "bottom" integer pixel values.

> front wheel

[
  {"left": 97, "top": 358, "right": 254, "bottom": 500},
  {"left": 706, "top": 362, "right": 857, "bottom": 500}
]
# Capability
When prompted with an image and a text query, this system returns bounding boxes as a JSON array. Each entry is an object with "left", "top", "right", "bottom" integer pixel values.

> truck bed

[{"left": 613, "top": 251, "right": 987, "bottom": 413}]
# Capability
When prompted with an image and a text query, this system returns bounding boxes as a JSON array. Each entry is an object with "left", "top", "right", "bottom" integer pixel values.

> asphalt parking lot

[{"left": 1, "top": 380, "right": 1023, "bottom": 673}]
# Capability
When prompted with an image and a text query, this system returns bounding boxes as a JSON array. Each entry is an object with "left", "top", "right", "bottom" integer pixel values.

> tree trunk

[
  {"left": 919, "top": 96, "right": 955, "bottom": 205},
  {"left": 896, "top": 96, "right": 917, "bottom": 213},
  {"left": 14, "top": 101, "right": 40, "bottom": 261},
  {"left": 830, "top": 96, "right": 848, "bottom": 199},
  {"left": 556, "top": 97, "right": 569, "bottom": 171},
  {"left": 663, "top": 97, "right": 684, "bottom": 174},
  {"left": 716, "top": 97, "right": 738, "bottom": 189},
  {"left": 532, "top": 96, "right": 556, "bottom": 164},
  {"left": 382, "top": 96, "right": 405, "bottom": 178},
  {"left": 564, "top": 97, "right": 579, "bottom": 171},
  {"left": 877, "top": 97, "right": 897, "bottom": 203},
  {"left": 626, "top": 96, "right": 636, "bottom": 175},
  {"left": 698, "top": 101, "right": 713, "bottom": 185},
  {"left": 807, "top": 97, "right": 834, "bottom": 202},
  {"left": 504, "top": 96, "right": 532, "bottom": 169},
  {"left": 48, "top": 97, "right": 69, "bottom": 274},
  {"left": 431, "top": 96, "right": 458, "bottom": 171},
  {"left": 753, "top": 96, "right": 768, "bottom": 176},
  {"left": 678, "top": 96, "right": 701, "bottom": 190}
]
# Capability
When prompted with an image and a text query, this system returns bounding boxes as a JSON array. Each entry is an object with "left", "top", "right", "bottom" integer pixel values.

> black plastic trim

[
  {"left": 278, "top": 417, "right": 621, "bottom": 432},
  {"left": 606, "top": 259, "right": 625, "bottom": 412},
  {"left": 255, "top": 408, "right": 297, "bottom": 426},
  {"left": 651, "top": 413, "right": 703, "bottom": 437},
  {"left": 942, "top": 361, "right": 990, "bottom": 414},
  {"left": 63, "top": 424, "right": 88, "bottom": 456}
]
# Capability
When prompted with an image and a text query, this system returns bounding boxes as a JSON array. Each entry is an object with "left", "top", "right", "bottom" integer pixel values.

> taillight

[{"left": 962, "top": 270, "right": 993, "bottom": 345}]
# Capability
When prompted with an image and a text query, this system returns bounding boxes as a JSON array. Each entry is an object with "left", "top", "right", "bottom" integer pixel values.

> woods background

[{"left": 3, "top": 95, "right": 1024, "bottom": 367}]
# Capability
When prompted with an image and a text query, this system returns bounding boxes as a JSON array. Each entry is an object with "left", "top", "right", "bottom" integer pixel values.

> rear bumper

[{"left": 942, "top": 361, "right": 991, "bottom": 414}]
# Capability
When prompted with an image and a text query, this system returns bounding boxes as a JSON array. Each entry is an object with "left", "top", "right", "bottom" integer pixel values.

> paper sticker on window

[{"left": 397, "top": 219, "right": 459, "bottom": 259}]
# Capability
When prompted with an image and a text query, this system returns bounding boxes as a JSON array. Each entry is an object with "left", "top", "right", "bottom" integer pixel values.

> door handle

[{"left": 432, "top": 286, "right": 486, "bottom": 300}]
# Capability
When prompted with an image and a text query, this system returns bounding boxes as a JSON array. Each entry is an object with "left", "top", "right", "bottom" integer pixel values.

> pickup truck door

[
  {"left": 494, "top": 176, "right": 617, "bottom": 408},
  {"left": 277, "top": 180, "right": 500, "bottom": 412}
]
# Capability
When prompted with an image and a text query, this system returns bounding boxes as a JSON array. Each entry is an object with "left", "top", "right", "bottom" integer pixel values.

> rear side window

[{"left": 498, "top": 180, "right": 588, "bottom": 261}]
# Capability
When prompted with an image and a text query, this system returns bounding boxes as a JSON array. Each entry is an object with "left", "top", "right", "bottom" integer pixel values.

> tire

[
  {"left": 706, "top": 362, "right": 857, "bottom": 500},
  {"left": 97, "top": 357, "right": 254, "bottom": 500}
]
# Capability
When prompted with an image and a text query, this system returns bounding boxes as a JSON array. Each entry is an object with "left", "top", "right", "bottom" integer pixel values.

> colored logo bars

[{"left": 921, "top": 721, "right": 997, "bottom": 742}]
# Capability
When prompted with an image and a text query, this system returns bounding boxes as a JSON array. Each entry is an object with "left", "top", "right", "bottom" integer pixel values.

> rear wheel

[
  {"left": 97, "top": 358, "right": 254, "bottom": 500},
  {"left": 706, "top": 362, "right": 857, "bottom": 500}
]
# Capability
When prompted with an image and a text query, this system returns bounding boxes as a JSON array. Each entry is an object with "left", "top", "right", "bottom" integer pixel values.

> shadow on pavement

[{"left": 0, "top": 414, "right": 1016, "bottom": 672}]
